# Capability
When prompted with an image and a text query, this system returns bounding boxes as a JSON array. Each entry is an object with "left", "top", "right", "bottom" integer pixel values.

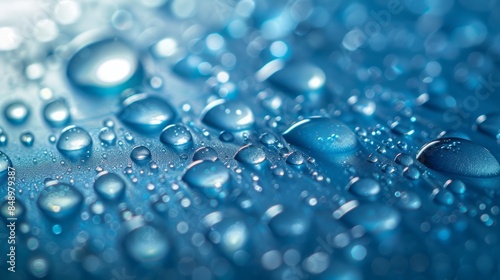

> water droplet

[
  {"left": 43, "top": 99, "right": 71, "bottom": 127},
  {"left": 476, "top": 113, "right": 500, "bottom": 139},
  {"left": 160, "top": 124, "right": 192, "bottom": 146},
  {"left": 346, "top": 177, "right": 381, "bottom": 198},
  {"left": 98, "top": 127, "right": 116, "bottom": 145},
  {"left": 341, "top": 203, "right": 401, "bottom": 233},
  {"left": 0, "top": 151, "right": 12, "bottom": 178},
  {"left": 4, "top": 100, "right": 30, "bottom": 124},
  {"left": 416, "top": 138, "right": 500, "bottom": 177},
  {"left": 67, "top": 37, "right": 142, "bottom": 96},
  {"left": 183, "top": 160, "right": 230, "bottom": 198},
  {"left": 234, "top": 144, "right": 266, "bottom": 165},
  {"left": 130, "top": 146, "right": 151, "bottom": 165},
  {"left": 268, "top": 207, "right": 311, "bottom": 238},
  {"left": 282, "top": 117, "right": 357, "bottom": 157},
  {"left": 207, "top": 216, "right": 250, "bottom": 265},
  {"left": 268, "top": 62, "right": 325, "bottom": 94},
  {"left": 172, "top": 55, "right": 208, "bottom": 78},
  {"left": 28, "top": 257, "right": 50, "bottom": 278},
  {"left": 56, "top": 126, "right": 93, "bottom": 159},
  {"left": 444, "top": 179, "right": 466, "bottom": 194},
  {"left": 202, "top": 100, "right": 255, "bottom": 131},
  {"left": 20, "top": 132, "right": 35, "bottom": 147},
  {"left": 94, "top": 171, "right": 126, "bottom": 200},
  {"left": 193, "top": 147, "right": 218, "bottom": 162},
  {"left": 118, "top": 94, "right": 176, "bottom": 134},
  {"left": 286, "top": 152, "right": 304, "bottom": 166},
  {"left": 403, "top": 166, "right": 421, "bottom": 180},
  {"left": 395, "top": 192, "right": 421, "bottom": 210},
  {"left": 394, "top": 153, "right": 413, "bottom": 166},
  {"left": 123, "top": 225, "right": 170, "bottom": 266},
  {"left": 37, "top": 181, "right": 83, "bottom": 220},
  {"left": 432, "top": 189, "right": 454, "bottom": 206}
]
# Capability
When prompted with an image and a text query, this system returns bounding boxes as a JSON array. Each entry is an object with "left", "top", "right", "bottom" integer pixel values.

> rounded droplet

[
  {"left": 123, "top": 225, "right": 170, "bottom": 266},
  {"left": 98, "top": 127, "right": 116, "bottom": 145},
  {"left": 118, "top": 94, "right": 176, "bottom": 134},
  {"left": 208, "top": 217, "right": 250, "bottom": 265},
  {"left": 172, "top": 55, "right": 208, "bottom": 78},
  {"left": 416, "top": 138, "right": 500, "bottom": 177},
  {"left": 286, "top": 152, "right": 304, "bottom": 166},
  {"left": 202, "top": 100, "right": 255, "bottom": 131},
  {"left": 234, "top": 144, "right": 266, "bottom": 165},
  {"left": 394, "top": 153, "right": 413, "bottom": 166},
  {"left": 403, "top": 166, "right": 421, "bottom": 180},
  {"left": 37, "top": 181, "right": 83, "bottom": 220},
  {"left": 268, "top": 62, "right": 325, "bottom": 94},
  {"left": 20, "top": 132, "right": 35, "bottom": 147},
  {"left": 67, "top": 38, "right": 142, "bottom": 95},
  {"left": 130, "top": 146, "right": 151, "bottom": 165},
  {"left": 94, "top": 172, "right": 126, "bottom": 200},
  {"left": 444, "top": 179, "right": 466, "bottom": 194},
  {"left": 282, "top": 117, "right": 357, "bottom": 157},
  {"left": 43, "top": 99, "right": 71, "bottom": 127},
  {"left": 4, "top": 100, "right": 30, "bottom": 124},
  {"left": 476, "top": 113, "right": 500, "bottom": 139},
  {"left": 433, "top": 189, "right": 454, "bottom": 206},
  {"left": 1, "top": 199, "right": 25, "bottom": 221},
  {"left": 28, "top": 257, "right": 50, "bottom": 278},
  {"left": 160, "top": 124, "right": 192, "bottom": 146},
  {"left": 341, "top": 203, "right": 401, "bottom": 233},
  {"left": 183, "top": 160, "right": 230, "bottom": 198},
  {"left": 395, "top": 192, "right": 421, "bottom": 210},
  {"left": 268, "top": 208, "right": 311, "bottom": 238},
  {"left": 56, "top": 126, "right": 92, "bottom": 159},
  {"left": 346, "top": 177, "right": 380, "bottom": 198},
  {"left": 193, "top": 147, "right": 218, "bottom": 162},
  {"left": 0, "top": 151, "right": 12, "bottom": 178}
]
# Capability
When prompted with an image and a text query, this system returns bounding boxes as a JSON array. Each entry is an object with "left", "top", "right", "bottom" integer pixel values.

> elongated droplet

[
  {"left": 183, "top": 160, "right": 230, "bottom": 198},
  {"left": 283, "top": 117, "right": 357, "bottom": 157},
  {"left": 160, "top": 124, "right": 192, "bottom": 146},
  {"left": 94, "top": 171, "right": 126, "bottom": 200},
  {"left": 56, "top": 126, "right": 93, "bottom": 159},
  {"left": 268, "top": 62, "right": 325, "bottom": 94},
  {"left": 476, "top": 113, "right": 500, "bottom": 139},
  {"left": 416, "top": 138, "right": 500, "bottom": 177},
  {"left": 234, "top": 144, "right": 266, "bottom": 165},
  {"left": 341, "top": 203, "right": 401, "bottom": 233},
  {"left": 37, "top": 181, "right": 83, "bottom": 220},
  {"left": 202, "top": 100, "right": 255, "bottom": 131},
  {"left": 67, "top": 37, "right": 142, "bottom": 96},
  {"left": 346, "top": 177, "right": 380, "bottom": 198},
  {"left": 118, "top": 94, "right": 176, "bottom": 134}
]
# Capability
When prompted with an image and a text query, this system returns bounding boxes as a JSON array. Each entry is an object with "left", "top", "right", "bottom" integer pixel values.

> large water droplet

[
  {"left": 160, "top": 124, "right": 192, "bottom": 146},
  {"left": 43, "top": 99, "right": 71, "bottom": 127},
  {"left": 202, "top": 100, "right": 255, "bottom": 131},
  {"left": 118, "top": 94, "right": 176, "bottom": 134},
  {"left": 183, "top": 160, "right": 230, "bottom": 198},
  {"left": 282, "top": 117, "right": 357, "bottom": 157},
  {"left": 416, "top": 138, "right": 500, "bottom": 177},
  {"left": 123, "top": 225, "right": 170, "bottom": 266},
  {"left": 37, "top": 181, "right": 83, "bottom": 220},
  {"left": 340, "top": 202, "right": 401, "bottom": 233},
  {"left": 4, "top": 100, "right": 30, "bottom": 124},
  {"left": 67, "top": 37, "right": 142, "bottom": 95},
  {"left": 94, "top": 171, "right": 126, "bottom": 200},
  {"left": 234, "top": 144, "right": 266, "bottom": 165},
  {"left": 56, "top": 126, "right": 93, "bottom": 159},
  {"left": 268, "top": 62, "right": 325, "bottom": 94}
]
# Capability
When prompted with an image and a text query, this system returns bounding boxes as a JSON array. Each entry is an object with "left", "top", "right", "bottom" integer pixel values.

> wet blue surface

[{"left": 0, "top": 0, "right": 500, "bottom": 279}]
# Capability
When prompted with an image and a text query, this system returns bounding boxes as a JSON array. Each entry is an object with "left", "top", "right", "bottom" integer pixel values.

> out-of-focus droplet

[
  {"left": 123, "top": 225, "right": 170, "bottom": 266},
  {"left": 183, "top": 160, "right": 230, "bottom": 198},
  {"left": 202, "top": 100, "right": 255, "bottom": 131},
  {"left": 4, "top": 101, "right": 30, "bottom": 124},
  {"left": 346, "top": 177, "right": 380, "bottom": 198},
  {"left": 43, "top": 99, "right": 71, "bottom": 127},
  {"left": 37, "top": 181, "right": 83, "bottom": 220}
]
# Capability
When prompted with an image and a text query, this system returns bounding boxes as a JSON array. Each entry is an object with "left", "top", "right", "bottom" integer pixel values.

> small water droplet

[
  {"left": 94, "top": 171, "right": 126, "bottom": 200},
  {"left": 183, "top": 160, "right": 230, "bottom": 198},
  {"left": 43, "top": 99, "right": 71, "bottom": 127},
  {"left": 130, "top": 146, "right": 151, "bottom": 165},
  {"left": 202, "top": 100, "right": 255, "bottom": 131},
  {"left": 98, "top": 127, "right": 116, "bottom": 145},
  {"left": 193, "top": 147, "right": 218, "bottom": 162},
  {"left": 123, "top": 225, "right": 170, "bottom": 266},
  {"left": 234, "top": 144, "right": 266, "bottom": 165},
  {"left": 4, "top": 100, "right": 30, "bottom": 124},
  {"left": 37, "top": 181, "right": 83, "bottom": 220},
  {"left": 56, "top": 126, "right": 93, "bottom": 159},
  {"left": 20, "top": 132, "right": 35, "bottom": 147},
  {"left": 160, "top": 124, "right": 192, "bottom": 146},
  {"left": 346, "top": 177, "right": 381, "bottom": 198}
]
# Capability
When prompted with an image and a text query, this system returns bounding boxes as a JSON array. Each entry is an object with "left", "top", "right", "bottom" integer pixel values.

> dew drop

[
  {"left": 98, "top": 127, "right": 116, "bottom": 145},
  {"left": 4, "top": 100, "right": 30, "bottom": 124},
  {"left": 123, "top": 225, "right": 170, "bottom": 266},
  {"left": 341, "top": 203, "right": 401, "bottom": 233},
  {"left": 37, "top": 181, "right": 83, "bottom": 220},
  {"left": 56, "top": 126, "right": 93, "bottom": 159},
  {"left": 416, "top": 138, "right": 500, "bottom": 177},
  {"left": 94, "top": 171, "right": 126, "bottom": 201},
  {"left": 160, "top": 124, "right": 192, "bottom": 146},
  {"left": 193, "top": 147, "right": 218, "bottom": 162},
  {"left": 67, "top": 37, "right": 142, "bottom": 95},
  {"left": 267, "top": 62, "right": 325, "bottom": 94},
  {"left": 130, "top": 146, "right": 151, "bottom": 165},
  {"left": 183, "top": 160, "right": 230, "bottom": 198},
  {"left": 43, "top": 99, "right": 71, "bottom": 127},
  {"left": 346, "top": 177, "right": 381, "bottom": 198},
  {"left": 20, "top": 132, "right": 35, "bottom": 147},
  {"left": 234, "top": 144, "right": 266, "bottom": 165},
  {"left": 202, "top": 100, "right": 255, "bottom": 131},
  {"left": 282, "top": 117, "right": 357, "bottom": 157},
  {"left": 118, "top": 94, "right": 176, "bottom": 134}
]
